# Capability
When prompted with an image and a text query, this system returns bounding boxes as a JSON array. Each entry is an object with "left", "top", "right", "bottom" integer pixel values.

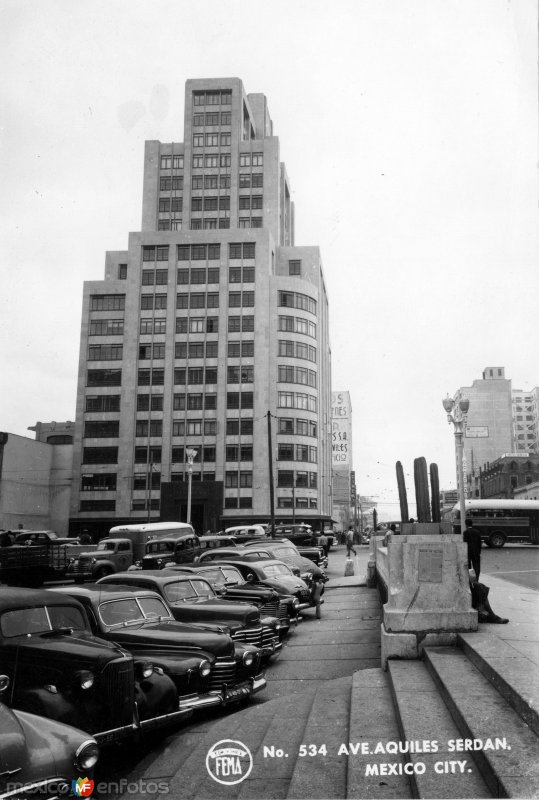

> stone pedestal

[{"left": 380, "top": 533, "right": 477, "bottom": 669}]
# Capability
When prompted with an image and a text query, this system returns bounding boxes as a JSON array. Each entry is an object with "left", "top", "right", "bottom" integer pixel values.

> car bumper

[
  {"left": 211, "top": 673, "right": 267, "bottom": 705},
  {"left": 94, "top": 703, "right": 193, "bottom": 744}
]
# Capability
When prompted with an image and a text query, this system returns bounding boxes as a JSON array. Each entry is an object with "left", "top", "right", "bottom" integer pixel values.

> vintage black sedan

[
  {"left": 52, "top": 584, "right": 266, "bottom": 709},
  {"left": 0, "top": 676, "right": 99, "bottom": 800},
  {"left": 242, "top": 540, "right": 328, "bottom": 584},
  {"left": 168, "top": 563, "right": 299, "bottom": 637},
  {"left": 198, "top": 559, "right": 317, "bottom": 612},
  {"left": 96, "top": 571, "right": 282, "bottom": 659},
  {"left": 0, "top": 587, "right": 190, "bottom": 744}
]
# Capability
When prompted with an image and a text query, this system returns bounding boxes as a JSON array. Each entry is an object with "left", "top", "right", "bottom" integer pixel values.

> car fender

[
  {"left": 17, "top": 686, "right": 77, "bottom": 727},
  {"left": 134, "top": 672, "right": 178, "bottom": 719}
]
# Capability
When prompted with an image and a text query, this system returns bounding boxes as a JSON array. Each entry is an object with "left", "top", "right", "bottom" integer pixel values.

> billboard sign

[{"left": 332, "top": 391, "right": 351, "bottom": 467}]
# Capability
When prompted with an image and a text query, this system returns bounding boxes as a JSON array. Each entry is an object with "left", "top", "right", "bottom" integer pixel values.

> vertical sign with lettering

[{"left": 332, "top": 391, "right": 352, "bottom": 468}]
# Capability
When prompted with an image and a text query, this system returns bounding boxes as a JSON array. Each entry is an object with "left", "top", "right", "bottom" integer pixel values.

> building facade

[
  {"left": 69, "top": 77, "right": 332, "bottom": 537},
  {"left": 512, "top": 386, "right": 539, "bottom": 454},
  {"left": 452, "top": 367, "right": 514, "bottom": 496},
  {"left": 0, "top": 425, "right": 73, "bottom": 534},
  {"left": 479, "top": 454, "right": 539, "bottom": 499},
  {"left": 331, "top": 391, "right": 353, "bottom": 532}
]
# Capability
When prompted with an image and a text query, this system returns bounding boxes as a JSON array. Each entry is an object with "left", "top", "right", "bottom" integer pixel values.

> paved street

[{"left": 481, "top": 543, "right": 539, "bottom": 590}]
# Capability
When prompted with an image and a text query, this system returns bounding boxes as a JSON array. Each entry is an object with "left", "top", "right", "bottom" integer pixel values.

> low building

[
  {"left": 480, "top": 453, "right": 539, "bottom": 499},
  {"left": 0, "top": 424, "right": 74, "bottom": 533}
]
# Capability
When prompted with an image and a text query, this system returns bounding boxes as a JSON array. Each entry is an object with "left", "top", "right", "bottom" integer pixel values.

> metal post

[
  {"left": 267, "top": 411, "right": 275, "bottom": 537},
  {"left": 185, "top": 448, "right": 197, "bottom": 526},
  {"left": 443, "top": 396, "right": 469, "bottom": 537}
]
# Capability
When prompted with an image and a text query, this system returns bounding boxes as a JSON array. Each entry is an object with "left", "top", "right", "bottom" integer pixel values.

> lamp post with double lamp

[
  {"left": 185, "top": 448, "right": 198, "bottom": 526},
  {"left": 442, "top": 395, "right": 470, "bottom": 536}
]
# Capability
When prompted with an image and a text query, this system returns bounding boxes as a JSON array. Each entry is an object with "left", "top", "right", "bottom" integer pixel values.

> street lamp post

[
  {"left": 185, "top": 448, "right": 198, "bottom": 526},
  {"left": 442, "top": 395, "right": 470, "bottom": 536}
]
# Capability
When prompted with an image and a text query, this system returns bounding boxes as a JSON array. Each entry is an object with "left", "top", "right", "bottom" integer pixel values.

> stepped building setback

[{"left": 69, "top": 77, "right": 332, "bottom": 537}]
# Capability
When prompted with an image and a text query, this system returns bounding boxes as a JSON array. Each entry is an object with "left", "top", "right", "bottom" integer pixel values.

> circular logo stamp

[{"left": 206, "top": 738, "right": 253, "bottom": 786}]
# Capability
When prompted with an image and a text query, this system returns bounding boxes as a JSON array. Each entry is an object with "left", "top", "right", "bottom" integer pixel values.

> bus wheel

[{"left": 488, "top": 532, "right": 506, "bottom": 548}]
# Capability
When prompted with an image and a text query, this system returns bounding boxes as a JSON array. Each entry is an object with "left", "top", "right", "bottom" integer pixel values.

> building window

[
  {"left": 278, "top": 418, "right": 294, "bottom": 434},
  {"left": 89, "top": 319, "right": 124, "bottom": 336},
  {"left": 81, "top": 473, "right": 117, "bottom": 492},
  {"left": 84, "top": 421, "right": 120, "bottom": 439},
  {"left": 278, "top": 443, "right": 294, "bottom": 461},
  {"left": 160, "top": 155, "right": 172, "bottom": 170},
  {"left": 118, "top": 264, "right": 127, "bottom": 279},
  {"left": 134, "top": 446, "right": 161, "bottom": 464},
  {"left": 240, "top": 154, "right": 251, "bottom": 167},
  {"left": 86, "top": 395, "right": 120, "bottom": 412},
  {"left": 173, "top": 155, "right": 184, "bottom": 169},
  {"left": 251, "top": 196, "right": 263, "bottom": 210},
  {"left": 277, "top": 470, "right": 294, "bottom": 488},
  {"left": 252, "top": 173, "right": 263, "bottom": 188},
  {"left": 82, "top": 447, "right": 118, "bottom": 464},
  {"left": 87, "top": 370, "right": 122, "bottom": 387},
  {"left": 252, "top": 153, "right": 263, "bottom": 166},
  {"left": 289, "top": 260, "right": 301, "bottom": 276},
  {"left": 90, "top": 295, "right": 125, "bottom": 311}
]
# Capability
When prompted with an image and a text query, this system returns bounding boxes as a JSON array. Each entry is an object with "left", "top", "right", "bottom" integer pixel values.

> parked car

[
  {"left": 52, "top": 584, "right": 266, "bottom": 709},
  {"left": 140, "top": 535, "right": 202, "bottom": 570},
  {"left": 203, "top": 559, "right": 317, "bottom": 612},
  {"left": 242, "top": 539, "right": 328, "bottom": 584},
  {"left": 224, "top": 525, "right": 267, "bottom": 540},
  {"left": 14, "top": 530, "right": 76, "bottom": 546},
  {"left": 0, "top": 676, "right": 99, "bottom": 800},
  {"left": 198, "top": 547, "right": 275, "bottom": 565},
  {"left": 0, "top": 587, "right": 191, "bottom": 743},
  {"left": 272, "top": 530, "right": 328, "bottom": 567},
  {"left": 96, "top": 571, "right": 282, "bottom": 659},
  {"left": 168, "top": 563, "right": 299, "bottom": 637}
]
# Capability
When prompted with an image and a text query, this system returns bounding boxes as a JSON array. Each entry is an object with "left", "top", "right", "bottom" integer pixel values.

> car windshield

[
  {"left": 163, "top": 578, "right": 215, "bottom": 603},
  {"left": 99, "top": 596, "right": 171, "bottom": 626},
  {"left": 96, "top": 541, "right": 116, "bottom": 551},
  {"left": 1, "top": 605, "right": 87, "bottom": 637},
  {"left": 261, "top": 564, "right": 293, "bottom": 578},
  {"left": 272, "top": 546, "right": 298, "bottom": 559}
]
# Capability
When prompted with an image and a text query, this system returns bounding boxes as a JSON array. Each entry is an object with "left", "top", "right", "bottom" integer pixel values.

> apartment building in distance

[
  {"left": 452, "top": 367, "right": 514, "bottom": 494},
  {"left": 512, "top": 386, "right": 538, "bottom": 454},
  {"left": 69, "top": 77, "right": 332, "bottom": 537}
]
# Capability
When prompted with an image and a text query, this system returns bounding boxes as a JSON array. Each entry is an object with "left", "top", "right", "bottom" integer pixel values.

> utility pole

[{"left": 267, "top": 411, "right": 275, "bottom": 537}]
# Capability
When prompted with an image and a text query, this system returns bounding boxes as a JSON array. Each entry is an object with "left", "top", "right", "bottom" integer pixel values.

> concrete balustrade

[{"left": 367, "top": 530, "right": 478, "bottom": 669}]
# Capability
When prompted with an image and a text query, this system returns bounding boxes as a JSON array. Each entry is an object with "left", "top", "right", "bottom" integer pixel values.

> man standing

[
  {"left": 345, "top": 525, "right": 357, "bottom": 557},
  {"left": 318, "top": 530, "right": 329, "bottom": 557},
  {"left": 464, "top": 517, "right": 482, "bottom": 581}
]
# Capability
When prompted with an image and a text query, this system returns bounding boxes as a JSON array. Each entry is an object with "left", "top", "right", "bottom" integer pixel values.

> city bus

[{"left": 449, "top": 499, "right": 539, "bottom": 548}]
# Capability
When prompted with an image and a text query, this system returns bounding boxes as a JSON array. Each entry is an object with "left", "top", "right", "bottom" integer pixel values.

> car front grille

[
  {"left": 261, "top": 625, "right": 278, "bottom": 649},
  {"left": 100, "top": 658, "right": 134, "bottom": 728},
  {"left": 208, "top": 655, "right": 236, "bottom": 691},
  {"left": 259, "top": 600, "right": 279, "bottom": 617},
  {"left": 232, "top": 625, "right": 263, "bottom": 646}
]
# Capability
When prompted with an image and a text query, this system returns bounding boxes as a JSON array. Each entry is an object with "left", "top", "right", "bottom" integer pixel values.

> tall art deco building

[{"left": 69, "top": 78, "right": 332, "bottom": 537}]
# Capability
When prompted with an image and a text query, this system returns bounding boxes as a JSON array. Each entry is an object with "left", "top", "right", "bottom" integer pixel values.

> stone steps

[
  {"left": 457, "top": 631, "right": 539, "bottom": 736},
  {"left": 424, "top": 647, "right": 539, "bottom": 799},
  {"left": 388, "top": 659, "right": 491, "bottom": 799}
]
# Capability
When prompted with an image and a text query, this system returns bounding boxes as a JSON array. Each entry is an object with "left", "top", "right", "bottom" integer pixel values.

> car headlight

[
  {"left": 242, "top": 651, "right": 255, "bottom": 666},
  {"left": 135, "top": 661, "right": 154, "bottom": 680},
  {"left": 91, "top": 558, "right": 97, "bottom": 564},
  {"left": 198, "top": 659, "right": 211, "bottom": 678},
  {"left": 293, "top": 598, "right": 300, "bottom": 608},
  {"left": 74, "top": 670, "right": 94, "bottom": 690},
  {"left": 75, "top": 739, "right": 99, "bottom": 771}
]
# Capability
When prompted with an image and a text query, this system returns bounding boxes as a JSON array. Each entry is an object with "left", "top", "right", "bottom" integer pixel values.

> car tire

[
  {"left": 94, "top": 566, "right": 114, "bottom": 580},
  {"left": 488, "top": 531, "right": 506, "bottom": 548}
]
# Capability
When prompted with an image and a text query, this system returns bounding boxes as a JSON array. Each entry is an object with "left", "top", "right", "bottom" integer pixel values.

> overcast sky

[{"left": 1, "top": 0, "right": 537, "bottom": 518}]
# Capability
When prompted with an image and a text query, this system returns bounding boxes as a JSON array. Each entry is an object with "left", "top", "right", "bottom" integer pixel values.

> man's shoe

[{"left": 484, "top": 615, "right": 509, "bottom": 624}]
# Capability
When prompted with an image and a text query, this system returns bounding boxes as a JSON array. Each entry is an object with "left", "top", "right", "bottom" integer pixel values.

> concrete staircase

[{"left": 388, "top": 634, "right": 539, "bottom": 799}]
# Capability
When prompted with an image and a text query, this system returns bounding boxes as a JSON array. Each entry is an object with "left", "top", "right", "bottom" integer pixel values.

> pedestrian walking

[
  {"left": 345, "top": 525, "right": 357, "bottom": 557},
  {"left": 464, "top": 517, "right": 482, "bottom": 581},
  {"left": 318, "top": 530, "right": 329, "bottom": 557}
]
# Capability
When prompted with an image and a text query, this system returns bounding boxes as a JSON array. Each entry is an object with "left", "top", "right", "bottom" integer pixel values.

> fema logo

[{"left": 206, "top": 739, "right": 253, "bottom": 785}]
